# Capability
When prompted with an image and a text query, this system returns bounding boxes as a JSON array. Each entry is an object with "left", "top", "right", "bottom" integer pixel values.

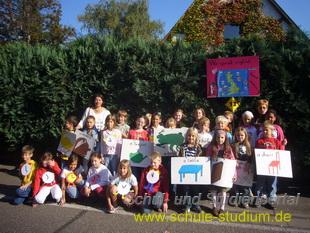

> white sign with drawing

[
  {"left": 255, "top": 149, "right": 292, "bottom": 178},
  {"left": 171, "top": 157, "right": 211, "bottom": 185},
  {"left": 211, "top": 158, "right": 236, "bottom": 188},
  {"left": 234, "top": 160, "right": 254, "bottom": 187},
  {"left": 120, "top": 139, "right": 153, "bottom": 168}
]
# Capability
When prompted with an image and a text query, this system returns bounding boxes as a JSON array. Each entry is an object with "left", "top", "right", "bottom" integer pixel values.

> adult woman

[{"left": 76, "top": 94, "right": 111, "bottom": 131}]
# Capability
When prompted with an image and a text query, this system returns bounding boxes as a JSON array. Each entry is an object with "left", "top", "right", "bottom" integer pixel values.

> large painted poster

[
  {"left": 154, "top": 128, "right": 187, "bottom": 157},
  {"left": 120, "top": 139, "right": 153, "bottom": 168},
  {"left": 57, "top": 130, "right": 95, "bottom": 160},
  {"left": 171, "top": 157, "right": 211, "bottom": 185},
  {"left": 206, "top": 56, "right": 260, "bottom": 98},
  {"left": 255, "top": 149, "right": 293, "bottom": 178}
]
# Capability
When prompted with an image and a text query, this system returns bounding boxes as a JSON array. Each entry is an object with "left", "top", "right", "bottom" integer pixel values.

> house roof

[{"left": 161, "top": 0, "right": 298, "bottom": 43}]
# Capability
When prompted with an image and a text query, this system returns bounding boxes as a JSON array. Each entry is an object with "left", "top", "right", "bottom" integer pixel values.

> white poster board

[
  {"left": 154, "top": 128, "right": 187, "bottom": 156},
  {"left": 171, "top": 157, "right": 211, "bottom": 185},
  {"left": 120, "top": 139, "right": 153, "bottom": 167},
  {"left": 255, "top": 149, "right": 293, "bottom": 178},
  {"left": 234, "top": 160, "right": 254, "bottom": 187},
  {"left": 57, "top": 130, "right": 95, "bottom": 160},
  {"left": 211, "top": 158, "right": 236, "bottom": 188}
]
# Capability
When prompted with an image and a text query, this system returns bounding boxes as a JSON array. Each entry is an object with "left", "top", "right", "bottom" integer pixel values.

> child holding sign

[
  {"left": 206, "top": 130, "right": 236, "bottom": 216},
  {"left": 59, "top": 154, "right": 85, "bottom": 205},
  {"left": 106, "top": 159, "right": 138, "bottom": 213},
  {"left": 81, "top": 152, "right": 112, "bottom": 199},
  {"left": 255, "top": 121, "right": 284, "bottom": 209},
  {"left": 139, "top": 152, "right": 169, "bottom": 214},
  {"left": 179, "top": 127, "right": 203, "bottom": 213},
  {"left": 13, "top": 145, "right": 38, "bottom": 205},
  {"left": 32, "top": 152, "right": 62, "bottom": 208},
  {"left": 231, "top": 127, "right": 253, "bottom": 208}
]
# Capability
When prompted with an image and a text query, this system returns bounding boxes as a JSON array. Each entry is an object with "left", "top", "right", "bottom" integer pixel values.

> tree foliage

[
  {"left": 0, "top": 0, "right": 75, "bottom": 45},
  {"left": 167, "top": 0, "right": 285, "bottom": 50},
  {"left": 78, "top": 0, "right": 164, "bottom": 40}
]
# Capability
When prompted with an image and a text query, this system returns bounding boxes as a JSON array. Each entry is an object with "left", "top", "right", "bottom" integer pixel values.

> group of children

[{"left": 14, "top": 99, "right": 287, "bottom": 216}]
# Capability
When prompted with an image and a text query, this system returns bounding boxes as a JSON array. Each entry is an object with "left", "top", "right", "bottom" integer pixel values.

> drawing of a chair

[
  {"left": 268, "top": 152, "right": 281, "bottom": 175},
  {"left": 178, "top": 165, "right": 203, "bottom": 182}
]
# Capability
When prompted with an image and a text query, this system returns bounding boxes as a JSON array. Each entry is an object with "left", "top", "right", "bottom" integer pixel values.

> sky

[{"left": 59, "top": 0, "right": 310, "bottom": 37}]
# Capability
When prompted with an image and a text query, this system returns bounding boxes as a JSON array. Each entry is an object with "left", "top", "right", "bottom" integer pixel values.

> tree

[
  {"left": 78, "top": 0, "right": 164, "bottom": 40},
  {"left": 0, "top": 0, "right": 75, "bottom": 45}
]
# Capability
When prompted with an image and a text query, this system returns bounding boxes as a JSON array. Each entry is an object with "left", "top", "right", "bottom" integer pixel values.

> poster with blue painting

[{"left": 217, "top": 69, "right": 249, "bottom": 97}]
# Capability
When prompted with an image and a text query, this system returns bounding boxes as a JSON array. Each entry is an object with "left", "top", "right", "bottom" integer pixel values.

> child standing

[
  {"left": 147, "top": 112, "right": 164, "bottom": 142},
  {"left": 206, "top": 130, "right": 236, "bottom": 216},
  {"left": 239, "top": 111, "right": 257, "bottom": 148},
  {"left": 116, "top": 110, "right": 130, "bottom": 139},
  {"left": 32, "top": 152, "right": 62, "bottom": 208},
  {"left": 101, "top": 114, "right": 122, "bottom": 176},
  {"left": 231, "top": 127, "right": 253, "bottom": 208},
  {"left": 255, "top": 121, "right": 284, "bottom": 209},
  {"left": 139, "top": 152, "right": 169, "bottom": 214},
  {"left": 59, "top": 154, "right": 85, "bottom": 205},
  {"left": 106, "top": 159, "right": 138, "bottom": 213},
  {"left": 214, "top": 115, "right": 233, "bottom": 144},
  {"left": 178, "top": 127, "right": 203, "bottom": 213},
  {"left": 192, "top": 108, "right": 205, "bottom": 129},
  {"left": 173, "top": 109, "right": 187, "bottom": 128},
  {"left": 82, "top": 115, "right": 100, "bottom": 172},
  {"left": 198, "top": 117, "right": 213, "bottom": 153},
  {"left": 13, "top": 145, "right": 38, "bottom": 205},
  {"left": 264, "top": 109, "right": 287, "bottom": 147},
  {"left": 81, "top": 152, "right": 112, "bottom": 199},
  {"left": 128, "top": 115, "right": 149, "bottom": 141},
  {"left": 224, "top": 110, "right": 235, "bottom": 134},
  {"left": 58, "top": 115, "right": 78, "bottom": 169},
  {"left": 165, "top": 117, "right": 176, "bottom": 129}
]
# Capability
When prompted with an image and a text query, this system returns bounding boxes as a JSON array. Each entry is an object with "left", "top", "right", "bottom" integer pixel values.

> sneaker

[
  {"left": 113, "top": 205, "right": 119, "bottom": 210},
  {"left": 154, "top": 208, "right": 163, "bottom": 212},
  {"left": 184, "top": 207, "right": 190, "bottom": 213},
  {"left": 192, "top": 205, "right": 202, "bottom": 213},
  {"left": 212, "top": 207, "right": 219, "bottom": 217},
  {"left": 242, "top": 203, "right": 249, "bottom": 209},
  {"left": 266, "top": 202, "right": 277, "bottom": 210},
  {"left": 108, "top": 209, "right": 115, "bottom": 214}
]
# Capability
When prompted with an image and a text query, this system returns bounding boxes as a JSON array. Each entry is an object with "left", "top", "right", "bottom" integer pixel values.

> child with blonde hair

[
  {"left": 214, "top": 115, "right": 233, "bottom": 144},
  {"left": 165, "top": 117, "right": 176, "bottom": 128},
  {"left": 198, "top": 117, "right": 213, "bottom": 153},
  {"left": 106, "top": 159, "right": 138, "bottom": 213},
  {"left": 173, "top": 109, "right": 187, "bottom": 128},
  {"left": 116, "top": 110, "right": 130, "bottom": 139},
  {"left": 179, "top": 127, "right": 203, "bottom": 213},
  {"left": 192, "top": 108, "right": 205, "bottom": 129}
]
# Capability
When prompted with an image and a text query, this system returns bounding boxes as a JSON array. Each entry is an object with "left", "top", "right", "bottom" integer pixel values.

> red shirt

[
  {"left": 139, "top": 165, "right": 169, "bottom": 203},
  {"left": 32, "top": 161, "right": 61, "bottom": 197},
  {"left": 128, "top": 129, "right": 149, "bottom": 141},
  {"left": 255, "top": 137, "right": 284, "bottom": 150}
]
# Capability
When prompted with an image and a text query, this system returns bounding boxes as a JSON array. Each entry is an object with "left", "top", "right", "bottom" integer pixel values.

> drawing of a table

[{"left": 178, "top": 165, "right": 203, "bottom": 182}]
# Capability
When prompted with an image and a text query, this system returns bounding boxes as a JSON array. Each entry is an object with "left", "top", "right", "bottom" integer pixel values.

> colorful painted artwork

[
  {"left": 154, "top": 128, "right": 187, "bottom": 156},
  {"left": 57, "top": 130, "right": 96, "bottom": 160},
  {"left": 255, "top": 149, "right": 293, "bottom": 178},
  {"left": 211, "top": 158, "right": 237, "bottom": 188},
  {"left": 206, "top": 56, "right": 260, "bottom": 98},
  {"left": 171, "top": 157, "right": 211, "bottom": 185},
  {"left": 234, "top": 160, "right": 254, "bottom": 187},
  {"left": 120, "top": 139, "right": 153, "bottom": 168}
]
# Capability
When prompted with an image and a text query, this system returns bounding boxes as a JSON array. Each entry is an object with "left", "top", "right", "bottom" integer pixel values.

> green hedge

[{"left": 0, "top": 28, "right": 309, "bottom": 168}]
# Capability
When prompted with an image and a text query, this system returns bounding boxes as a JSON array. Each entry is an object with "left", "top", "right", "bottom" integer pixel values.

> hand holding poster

[{"left": 255, "top": 149, "right": 293, "bottom": 178}]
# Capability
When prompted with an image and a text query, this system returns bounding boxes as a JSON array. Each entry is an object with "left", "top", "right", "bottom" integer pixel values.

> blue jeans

[
  {"left": 13, "top": 186, "right": 32, "bottom": 205},
  {"left": 255, "top": 175, "right": 277, "bottom": 202},
  {"left": 66, "top": 180, "right": 85, "bottom": 199},
  {"left": 142, "top": 192, "right": 164, "bottom": 214},
  {"left": 104, "top": 154, "right": 118, "bottom": 176}
]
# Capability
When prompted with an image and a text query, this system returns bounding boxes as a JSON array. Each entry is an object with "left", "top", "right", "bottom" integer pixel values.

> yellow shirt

[{"left": 19, "top": 160, "right": 38, "bottom": 187}]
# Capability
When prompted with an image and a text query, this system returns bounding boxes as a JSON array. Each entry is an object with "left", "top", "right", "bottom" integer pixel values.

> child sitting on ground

[
  {"left": 13, "top": 145, "right": 38, "bottom": 205},
  {"left": 139, "top": 152, "right": 169, "bottom": 214},
  {"left": 106, "top": 159, "right": 138, "bottom": 213}
]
